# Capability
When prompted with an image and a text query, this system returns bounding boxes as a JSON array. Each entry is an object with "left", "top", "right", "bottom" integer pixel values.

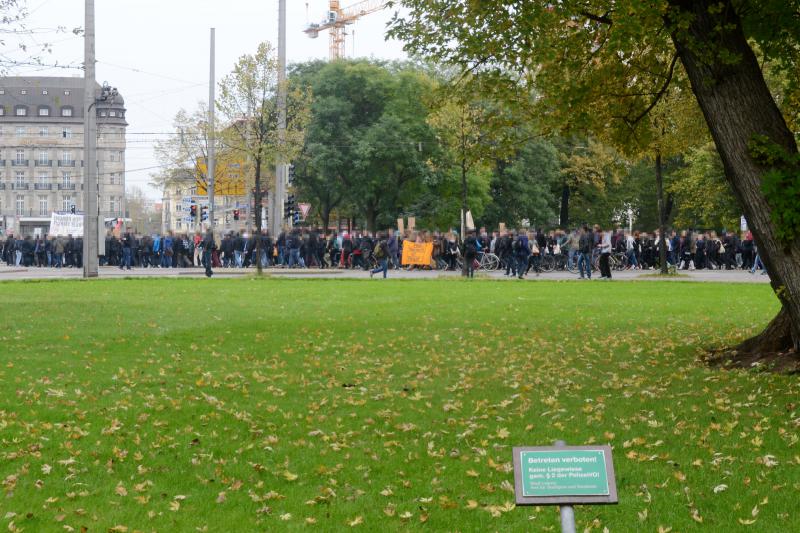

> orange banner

[{"left": 401, "top": 241, "right": 433, "bottom": 266}]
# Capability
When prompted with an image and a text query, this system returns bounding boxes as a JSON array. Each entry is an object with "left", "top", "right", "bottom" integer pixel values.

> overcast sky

[{"left": 4, "top": 0, "right": 408, "bottom": 199}]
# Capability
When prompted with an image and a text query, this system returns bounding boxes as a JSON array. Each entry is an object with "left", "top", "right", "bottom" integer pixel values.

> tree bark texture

[
  {"left": 254, "top": 157, "right": 263, "bottom": 276},
  {"left": 560, "top": 184, "right": 570, "bottom": 229},
  {"left": 655, "top": 151, "right": 669, "bottom": 274},
  {"left": 668, "top": 0, "right": 800, "bottom": 353}
]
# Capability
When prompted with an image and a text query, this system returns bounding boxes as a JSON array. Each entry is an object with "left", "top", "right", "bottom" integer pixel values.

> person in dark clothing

[
  {"left": 578, "top": 226, "right": 593, "bottom": 279},
  {"left": 120, "top": 232, "right": 133, "bottom": 270},
  {"left": 220, "top": 234, "right": 233, "bottom": 267},
  {"left": 499, "top": 232, "right": 515, "bottom": 276},
  {"left": 202, "top": 229, "right": 216, "bottom": 277},
  {"left": 369, "top": 233, "right": 390, "bottom": 279},
  {"left": 515, "top": 231, "right": 531, "bottom": 279},
  {"left": 73, "top": 237, "right": 83, "bottom": 269},
  {"left": 64, "top": 235, "right": 75, "bottom": 267},
  {"left": 387, "top": 231, "right": 400, "bottom": 270},
  {"left": 307, "top": 232, "right": 319, "bottom": 268},
  {"left": 341, "top": 234, "right": 353, "bottom": 268},
  {"left": 260, "top": 231, "right": 272, "bottom": 268},
  {"left": 694, "top": 234, "right": 706, "bottom": 270},
  {"left": 140, "top": 235, "right": 152, "bottom": 268},
  {"left": 463, "top": 230, "right": 479, "bottom": 278}
]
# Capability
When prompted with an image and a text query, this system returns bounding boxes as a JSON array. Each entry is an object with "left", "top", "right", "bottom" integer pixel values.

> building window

[
  {"left": 62, "top": 195, "right": 74, "bottom": 212},
  {"left": 38, "top": 196, "right": 48, "bottom": 216},
  {"left": 38, "top": 151, "right": 49, "bottom": 165},
  {"left": 0, "top": 90, "right": 4, "bottom": 95},
  {"left": 0, "top": 107, "right": 5, "bottom": 116},
  {"left": 15, "top": 150, "right": 25, "bottom": 164},
  {"left": 61, "top": 151, "right": 72, "bottom": 164},
  {"left": 109, "top": 111, "right": 116, "bottom": 117},
  {"left": 61, "top": 107, "right": 73, "bottom": 117},
  {"left": 64, "top": 90, "right": 70, "bottom": 96},
  {"left": 39, "top": 127, "right": 48, "bottom": 137},
  {"left": 62, "top": 172, "right": 72, "bottom": 187},
  {"left": 15, "top": 106, "right": 27, "bottom": 116},
  {"left": 37, "top": 172, "right": 49, "bottom": 184},
  {"left": 16, "top": 195, "right": 24, "bottom": 216},
  {"left": 38, "top": 107, "right": 50, "bottom": 117},
  {"left": 20, "top": 90, "right": 26, "bottom": 95},
  {"left": 62, "top": 127, "right": 72, "bottom": 139},
  {"left": 16, "top": 127, "right": 25, "bottom": 137},
  {"left": 109, "top": 196, "right": 118, "bottom": 214},
  {"left": 15, "top": 171, "right": 25, "bottom": 187}
]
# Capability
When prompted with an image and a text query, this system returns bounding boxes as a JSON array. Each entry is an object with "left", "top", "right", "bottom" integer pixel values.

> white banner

[{"left": 49, "top": 213, "right": 84, "bottom": 237}]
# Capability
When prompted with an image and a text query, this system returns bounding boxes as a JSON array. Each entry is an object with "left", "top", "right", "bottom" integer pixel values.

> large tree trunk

[
  {"left": 365, "top": 204, "right": 377, "bottom": 234},
  {"left": 461, "top": 160, "right": 469, "bottom": 277},
  {"left": 654, "top": 151, "right": 668, "bottom": 274},
  {"left": 321, "top": 207, "right": 331, "bottom": 237},
  {"left": 559, "top": 183, "right": 570, "bottom": 229},
  {"left": 668, "top": 0, "right": 800, "bottom": 357},
  {"left": 254, "top": 158, "right": 263, "bottom": 276}
]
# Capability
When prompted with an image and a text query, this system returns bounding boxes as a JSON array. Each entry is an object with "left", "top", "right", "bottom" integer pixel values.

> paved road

[{"left": 0, "top": 265, "right": 772, "bottom": 283}]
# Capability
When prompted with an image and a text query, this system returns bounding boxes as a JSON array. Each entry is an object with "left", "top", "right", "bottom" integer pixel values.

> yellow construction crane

[{"left": 304, "top": 0, "right": 388, "bottom": 60}]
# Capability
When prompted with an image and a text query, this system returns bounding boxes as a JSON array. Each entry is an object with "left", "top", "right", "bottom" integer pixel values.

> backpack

[
  {"left": 373, "top": 242, "right": 385, "bottom": 259},
  {"left": 465, "top": 239, "right": 478, "bottom": 256}
]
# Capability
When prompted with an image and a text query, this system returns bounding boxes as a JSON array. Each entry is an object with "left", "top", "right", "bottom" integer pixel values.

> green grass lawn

[{"left": 0, "top": 278, "right": 797, "bottom": 532}]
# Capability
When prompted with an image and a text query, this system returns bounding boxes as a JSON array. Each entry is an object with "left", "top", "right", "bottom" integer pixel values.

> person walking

[
  {"left": 577, "top": 226, "right": 592, "bottom": 279},
  {"left": 463, "top": 230, "right": 479, "bottom": 278},
  {"left": 598, "top": 227, "right": 612, "bottom": 280},
  {"left": 202, "top": 229, "right": 216, "bottom": 278},
  {"left": 515, "top": 231, "right": 530, "bottom": 279},
  {"left": 120, "top": 231, "right": 133, "bottom": 270},
  {"left": 369, "top": 233, "right": 390, "bottom": 279}
]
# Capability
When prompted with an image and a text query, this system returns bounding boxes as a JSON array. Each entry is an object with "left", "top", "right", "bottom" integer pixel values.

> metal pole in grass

[{"left": 555, "top": 440, "right": 577, "bottom": 533}]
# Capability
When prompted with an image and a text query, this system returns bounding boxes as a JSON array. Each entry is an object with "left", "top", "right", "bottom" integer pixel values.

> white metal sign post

[{"left": 512, "top": 440, "right": 618, "bottom": 533}]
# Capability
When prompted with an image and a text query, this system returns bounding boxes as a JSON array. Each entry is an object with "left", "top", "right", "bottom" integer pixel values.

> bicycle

[{"left": 477, "top": 252, "right": 500, "bottom": 271}]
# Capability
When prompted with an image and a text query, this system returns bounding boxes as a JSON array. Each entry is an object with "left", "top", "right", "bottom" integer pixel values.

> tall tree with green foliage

[
  {"left": 670, "top": 144, "right": 740, "bottom": 230},
  {"left": 428, "top": 79, "right": 521, "bottom": 242},
  {"left": 217, "top": 42, "right": 310, "bottom": 274},
  {"left": 482, "top": 138, "right": 561, "bottom": 229},
  {"left": 291, "top": 60, "right": 435, "bottom": 232},
  {"left": 390, "top": 0, "right": 800, "bottom": 359}
]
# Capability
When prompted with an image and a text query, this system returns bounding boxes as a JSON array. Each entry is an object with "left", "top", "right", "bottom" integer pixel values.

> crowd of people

[{"left": 2, "top": 225, "right": 767, "bottom": 278}]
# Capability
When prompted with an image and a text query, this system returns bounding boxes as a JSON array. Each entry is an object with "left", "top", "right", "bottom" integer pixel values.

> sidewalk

[{"left": 0, "top": 265, "right": 773, "bottom": 283}]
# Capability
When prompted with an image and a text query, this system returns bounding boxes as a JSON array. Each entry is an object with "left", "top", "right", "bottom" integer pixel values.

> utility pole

[
  {"left": 208, "top": 28, "right": 216, "bottom": 233},
  {"left": 82, "top": 0, "right": 98, "bottom": 278},
  {"left": 274, "top": 0, "right": 288, "bottom": 237}
]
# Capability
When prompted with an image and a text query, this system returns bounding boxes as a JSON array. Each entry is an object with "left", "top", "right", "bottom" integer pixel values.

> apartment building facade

[{"left": 0, "top": 76, "right": 127, "bottom": 236}]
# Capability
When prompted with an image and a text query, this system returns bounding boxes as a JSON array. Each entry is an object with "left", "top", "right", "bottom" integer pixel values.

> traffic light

[
  {"left": 293, "top": 211, "right": 300, "bottom": 225},
  {"left": 287, "top": 164, "right": 295, "bottom": 185},
  {"left": 190, "top": 205, "right": 197, "bottom": 219},
  {"left": 284, "top": 194, "right": 295, "bottom": 219},
  {"left": 233, "top": 209, "right": 240, "bottom": 221},
  {"left": 200, "top": 205, "right": 209, "bottom": 221},
  {"left": 70, "top": 205, "right": 76, "bottom": 214}
]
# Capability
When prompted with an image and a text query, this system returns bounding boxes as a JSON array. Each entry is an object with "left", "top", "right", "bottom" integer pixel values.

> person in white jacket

[{"left": 598, "top": 228, "right": 613, "bottom": 279}]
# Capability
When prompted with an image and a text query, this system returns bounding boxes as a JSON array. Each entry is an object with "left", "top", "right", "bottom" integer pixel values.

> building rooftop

[{"left": 0, "top": 76, "right": 126, "bottom": 124}]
